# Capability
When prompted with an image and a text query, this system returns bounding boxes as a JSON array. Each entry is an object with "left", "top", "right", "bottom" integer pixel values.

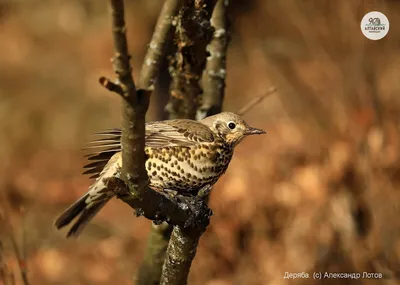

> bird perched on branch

[{"left": 55, "top": 112, "right": 265, "bottom": 237}]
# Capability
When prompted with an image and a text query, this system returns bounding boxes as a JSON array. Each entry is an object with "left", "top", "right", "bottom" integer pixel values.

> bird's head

[{"left": 200, "top": 112, "right": 266, "bottom": 147}]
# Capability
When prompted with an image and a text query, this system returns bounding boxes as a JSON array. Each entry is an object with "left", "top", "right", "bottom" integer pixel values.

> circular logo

[{"left": 361, "top": 11, "right": 389, "bottom": 40}]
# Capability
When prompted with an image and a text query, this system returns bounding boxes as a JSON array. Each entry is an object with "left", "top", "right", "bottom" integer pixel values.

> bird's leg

[
  {"left": 161, "top": 188, "right": 180, "bottom": 203},
  {"left": 180, "top": 184, "right": 213, "bottom": 228},
  {"left": 182, "top": 197, "right": 213, "bottom": 228},
  {"left": 158, "top": 186, "right": 213, "bottom": 228},
  {"left": 197, "top": 184, "right": 212, "bottom": 199}
]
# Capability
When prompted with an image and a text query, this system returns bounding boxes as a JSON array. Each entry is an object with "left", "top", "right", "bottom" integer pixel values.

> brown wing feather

[
  {"left": 82, "top": 120, "right": 214, "bottom": 178},
  {"left": 82, "top": 130, "right": 121, "bottom": 179},
  {"left": 145, "top": 120, "right": 214, "bottom": 147}
]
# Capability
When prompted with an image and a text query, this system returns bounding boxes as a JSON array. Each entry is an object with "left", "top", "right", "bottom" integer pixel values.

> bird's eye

[{"left": 228, "top": 122, "right": 236, "bottom": 130}]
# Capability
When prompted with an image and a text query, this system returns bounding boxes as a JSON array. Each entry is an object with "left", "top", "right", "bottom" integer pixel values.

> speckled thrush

[{"left": 54, "top": 112, "right": 265, "bottom": 237}]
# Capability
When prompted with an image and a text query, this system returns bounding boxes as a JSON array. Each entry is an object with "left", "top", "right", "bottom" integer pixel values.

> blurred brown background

[{"left": 1, "top": 0, "right": 400, "bottom": 284}]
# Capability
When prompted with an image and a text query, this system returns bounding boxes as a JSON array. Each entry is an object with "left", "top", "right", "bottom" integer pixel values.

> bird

[{"left": 54, "top": 112, "right": 266, "bottom": 237}]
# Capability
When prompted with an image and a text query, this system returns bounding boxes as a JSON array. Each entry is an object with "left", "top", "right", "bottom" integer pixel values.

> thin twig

[
  {"left": 99, "top": 76, "right": 124, "bottom": 96},
  {"left": 139, "top": 0, "right": 183, "bottom": 91},
  {"left": 0, "top": 239, "right": 16, "bottom": 285},
  {"left": 236, "top": 87, "right": 277, "bottom": 116},
  {"left": 9, "top": 229, "right": 28, "bottom": 285}
]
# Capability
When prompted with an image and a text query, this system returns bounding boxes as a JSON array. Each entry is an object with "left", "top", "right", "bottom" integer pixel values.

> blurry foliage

[{"left": 1, "top": 0, "right": 400, "bottom": 284}]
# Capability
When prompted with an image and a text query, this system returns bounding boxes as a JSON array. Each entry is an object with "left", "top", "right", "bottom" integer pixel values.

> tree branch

[
  {"left": 198, "top": 0, "right": 230, "bottom": 120},
  {"left": 108, "top": 0, "right": 150, "bottom": 201},
  {"left": 139, "top": 0, "right": 183, "bottom": 91},
  {"left": 99, "top": 76, "right": 124, "bottom": 96},
  {"left": 0, "top": 195, "right": 29, "bottom": 285},
  {"left": 160, "top": 226, "right": 207, "bottom": 285},
  {"left": 136, "top": 223, "right": 173, "bottom": 285},
  {"left": 105, "top": 177, "right": 211, "bottom": 229},
  {"left": 165, "top": 0, "right": 218, "bottom": 120}
]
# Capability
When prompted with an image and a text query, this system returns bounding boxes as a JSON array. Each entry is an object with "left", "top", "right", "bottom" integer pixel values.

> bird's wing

[
  {"left": 145, "top": 119, "right": 214, "bottom": 148},
  {"left": 82, "top": 120, "right": 214, "bottom": 178},
  {"left": 83, "top": 129, "right": 121, "bottom": 179}
]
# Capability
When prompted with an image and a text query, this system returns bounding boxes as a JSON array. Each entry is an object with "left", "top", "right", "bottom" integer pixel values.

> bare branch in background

[
  {"left": 236, "top": 86, "right": 277, "bottom": 116},
  {"left": 8, "top": 224, "right": 28, "bottom": 285},
  {"left": 0, "top": 239, "right": 16, "bottom": 285},
  {"left": 136, "top": 223, "right": 173, "bottom": 285},
  {"left": 198, "top": 0, "right": 231, "bottom": 120},
  {"left": 139, "top": 0, "right": 183, "bottom": 91},
  {"left": 165, "top": 0, "right": 217, "bottom": 120},
  {"left": 0, "top": 197, "right": 29, "bottom": 285}
]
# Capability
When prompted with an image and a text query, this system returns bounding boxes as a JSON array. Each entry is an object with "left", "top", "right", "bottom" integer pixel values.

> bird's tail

[
  {"left": 55, "top": 152, "right": 121, "bottom": 238},
  {"left": 54, "top": 187, "right": 113, "bottom": 238}
]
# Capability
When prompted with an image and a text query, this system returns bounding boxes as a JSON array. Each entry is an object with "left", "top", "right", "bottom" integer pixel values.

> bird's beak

[{"left": 245, "top": 127, "right": 266, "bottom": 135}]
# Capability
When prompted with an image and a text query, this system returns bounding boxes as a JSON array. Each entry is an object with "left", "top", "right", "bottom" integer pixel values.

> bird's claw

[
  {"left": 197, "top": 184, "right": 212, "bottom": 199},
  {"left": 183, "top": 197, "right": 213, "bottom": 229}
]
